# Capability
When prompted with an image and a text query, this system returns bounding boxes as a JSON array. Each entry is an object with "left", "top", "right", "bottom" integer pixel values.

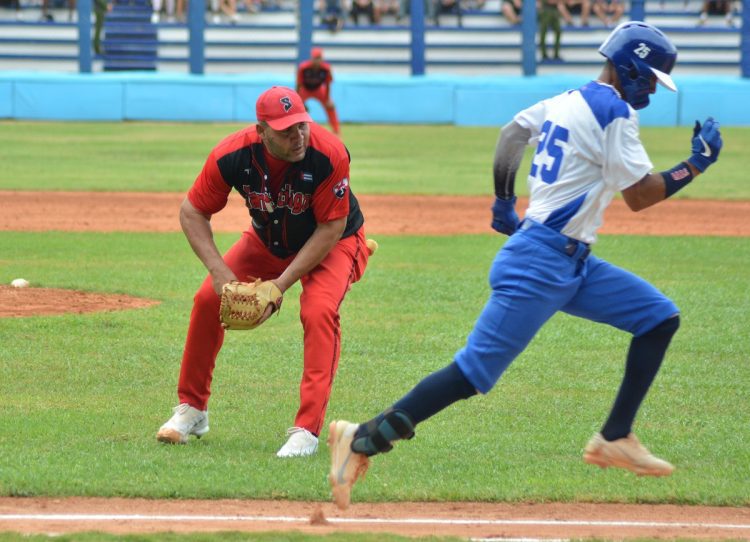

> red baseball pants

[
  {"left": 299, "top": 86, "right": 340, "bottom": 135},
  {"left": 176, "top": 226, "right": 369, "bottom": 436}
]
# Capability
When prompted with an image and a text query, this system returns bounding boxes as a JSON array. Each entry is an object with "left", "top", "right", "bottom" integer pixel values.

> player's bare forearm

[
  {"left": 625, "top": 117, "right": 723, "bottom": 211},
  {"left": 622, "top": 163, "right": 700, "bottom": 212},
  {"left": 273, "top": 216, "right": 347, "bottom": 293},
  {"left": 179, "top": 197, "right": 237, "bottom": 294}
]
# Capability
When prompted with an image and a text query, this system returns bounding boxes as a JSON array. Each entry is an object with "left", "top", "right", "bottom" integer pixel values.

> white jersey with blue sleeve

[{"left": 514, "top": 81, "right": 653, "bottom": 244}]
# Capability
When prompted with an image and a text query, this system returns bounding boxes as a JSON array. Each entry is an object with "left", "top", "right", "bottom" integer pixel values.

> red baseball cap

[
  {"left": 255, "top": 86, "right": 312, "bottom": 131},
  {"left": 311, "top": 47, "right": 323, "bottom": 59}
]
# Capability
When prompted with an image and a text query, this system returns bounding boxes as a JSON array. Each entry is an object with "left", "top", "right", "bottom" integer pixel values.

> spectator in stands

[
  {"left": 350, "top": 0, "right": 380, "bottom": 24},
  {"left": 40, "top": 0, "right": 54, "bottom": 21},
  {"left": 501, "top": 0, "right": 522, "bottom": 25},
  {"left": 151, "top": 0, "right": 184, "bottom": 22},
  {"left": 38, "top": 0, "right": 77, "bottom": 22},
  {"left": 148, "top": 0, "right": 185, "bottom": 21},
  {"left": 397, "top": 0, "right": 436, "bottom": 23},
  {"left": 93, "top": 0, "right": 110, "bottom": 54},
  {"left": 209, "top": 0, "right": 239, "bottom": 23},
  {"left": 296, "top": 47, "right": 342, "bottom": 136},
  {"left": 434, "top": 0, "right": 463, "bottom": 26},
  {"left": 320, "top": 0, "right": 345, "bottom": 31},
  {"left": 592, "top": 0, "right": 623, "bottom": 27},
  {"left": 538, "top": 0, "right": 563, "bottom": 61},
  {"left": 377, "top": 0, "right": 399, "bottom": 18},
  {"left": 697, "top": 0, "right": 735, "bottom": 26},
  {"left": 5, "top": 0, "right": 22, "bottom": 20},
  {"left": 244, "top": 0, "right": 261, "bottom": 12},
  {"left": 563, "top": 0, "right": 590, "bottom": 26}
]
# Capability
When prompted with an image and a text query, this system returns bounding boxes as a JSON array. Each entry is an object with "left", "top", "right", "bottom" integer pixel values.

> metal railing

[{"left": 1, "top": 0, "right": 748, "bottom": 75}]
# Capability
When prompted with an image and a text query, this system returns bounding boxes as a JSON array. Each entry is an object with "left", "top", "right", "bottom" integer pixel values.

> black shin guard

[
  {"left": 351, "top": 408, "right": 415, "bottom": 457},
  {"left": 350, "top": 363, "right": 476, "bottom": 457}
]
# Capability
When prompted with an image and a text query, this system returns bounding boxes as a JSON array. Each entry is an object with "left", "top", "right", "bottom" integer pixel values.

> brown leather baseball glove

[{"left": 219, "top": 279, "right": 283, "bottom": 330}]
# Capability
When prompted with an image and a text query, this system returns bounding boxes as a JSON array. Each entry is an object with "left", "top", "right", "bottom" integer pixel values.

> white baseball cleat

[
  {"left": 156, "top": 403, "right": 209, "bottom": 444},
  {"left": 328, "top": 420, "right": 369, "bottom": 510},
  {"left": 276, "top": 427, "right": 319, "bottom": 458},
  {"left": 583, "top": 432, "right": 674, "bottom": 476}
]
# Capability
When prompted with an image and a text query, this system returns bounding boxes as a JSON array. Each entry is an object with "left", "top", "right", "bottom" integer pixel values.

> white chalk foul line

[{"left": 0, "top": 513, "right": 749, "bottom": 531}]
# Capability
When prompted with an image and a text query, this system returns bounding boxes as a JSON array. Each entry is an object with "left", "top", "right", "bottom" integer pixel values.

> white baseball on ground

[{"left": 10, "top": 278, "right": 30, "bottom": 288}]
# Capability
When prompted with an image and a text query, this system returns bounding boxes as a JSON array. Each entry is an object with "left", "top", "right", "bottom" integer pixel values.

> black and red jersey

[
  {"left": 188, "top": 123, "right": 363, "bottom": 258},
  {"left": 296, "top": 60, "right": 333, "bottom": 93}
]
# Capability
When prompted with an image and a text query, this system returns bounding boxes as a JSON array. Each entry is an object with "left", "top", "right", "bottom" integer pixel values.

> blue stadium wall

[{"left": 2, "top": 71, "right": 750, "bottom": 126}]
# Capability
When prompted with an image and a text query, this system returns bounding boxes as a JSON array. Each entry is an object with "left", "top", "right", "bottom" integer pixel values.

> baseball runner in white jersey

[{"left": 327, "top": 21, "right": 724, "bottom": 509}]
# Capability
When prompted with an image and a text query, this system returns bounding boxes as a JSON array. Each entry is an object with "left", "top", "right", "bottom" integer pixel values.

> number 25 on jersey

[{"left": 530, "top": 120, "right": 569, "bottom": 185}]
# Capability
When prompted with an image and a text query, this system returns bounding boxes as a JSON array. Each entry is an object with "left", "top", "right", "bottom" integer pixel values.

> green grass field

[
  {"left": 0, "top": 122, "right": 748, "bottom": 541},
  {"left": 1, "top": 231, "right": 748, "bottom": 504},
  {"left": 1, "top": 121, "right": 748, "bottom": 199}
]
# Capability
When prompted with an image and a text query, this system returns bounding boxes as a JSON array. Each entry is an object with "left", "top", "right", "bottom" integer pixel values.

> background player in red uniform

[
  {"left": 296, "top": 47, "right": 341, "bottom": 136},
  {"left": 156, "top": 86, "right": 370, "bottom": 458}
]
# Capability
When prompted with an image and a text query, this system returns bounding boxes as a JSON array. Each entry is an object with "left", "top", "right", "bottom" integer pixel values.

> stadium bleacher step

[
  {"left": 107, "top": 11, "right": 152, "bottom": 23},
  {"left": 104, "top": 42, "right": 158, "bottom": 54},
  {"left": 100, "top": 58, "right": 161, "bottom": 70},
  {"left": 102, "top": 0, "right": 157, "bottom": 71}
]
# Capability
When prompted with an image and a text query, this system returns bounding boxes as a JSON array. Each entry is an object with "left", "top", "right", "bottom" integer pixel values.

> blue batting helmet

[{"left": 599, "top": 21, "right": 678, "bottom": 110}]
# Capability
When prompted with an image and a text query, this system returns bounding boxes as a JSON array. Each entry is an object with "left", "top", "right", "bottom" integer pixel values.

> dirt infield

[
  {"left": 2, "top": 190, "right": 749, "bottom": 539},
  {"left": 2, "top": 190, "right": 749, "bottom": 319},
  {"left": 0, "top": 285, "right": 159, "bottom": 318},
  {"left": 2, "top": 190, "right": 750, "bottom": 236},
  {"left": 2, "top": 497, "right": 749, "bottom": 539}
]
